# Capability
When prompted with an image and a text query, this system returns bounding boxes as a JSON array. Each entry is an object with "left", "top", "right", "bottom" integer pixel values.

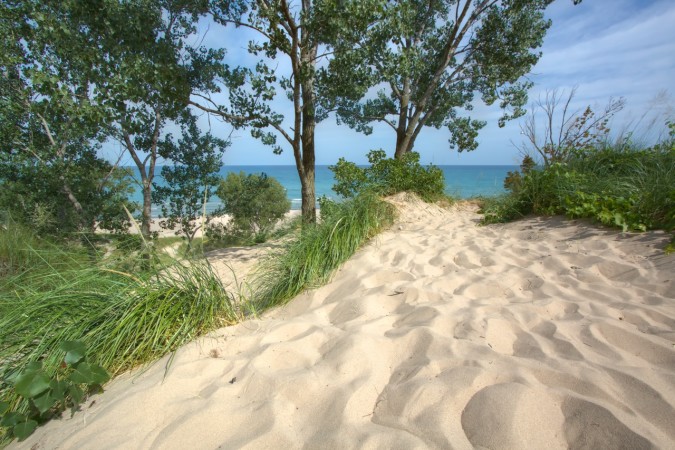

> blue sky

[{"left": 112, "top": 0, "right": 675, "bottom": 167}]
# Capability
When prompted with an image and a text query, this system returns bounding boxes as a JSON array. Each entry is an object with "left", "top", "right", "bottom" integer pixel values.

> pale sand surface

[{"left": 16, "top": 194, "right": 675, "bottom": 449}]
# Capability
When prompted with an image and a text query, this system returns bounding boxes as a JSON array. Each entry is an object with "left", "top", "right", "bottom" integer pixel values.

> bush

[
  {"left": 331, "top": 150, "right": 446, "bottom": 202},
  {"left": 216, "top": 172, "right": 290, "bottom": 239},
  {"left": 0, "top": 341, "right": 109, "bottom": 442},
  {"left": 481, "top": 131, "right": 675, "bottom": 235}
]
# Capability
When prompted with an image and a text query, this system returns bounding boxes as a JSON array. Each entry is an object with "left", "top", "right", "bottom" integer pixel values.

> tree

[
  {"left": 216, "top": 172, "right": 290, "bottom": 237},
  {"left": 153, "top": 112, "right": 228, "bottom": 252},
  {"left": 0, "top": 0, "right": 135, "bottom": 234},
  {"left": 196, "top": 0, "right": 376, "bottom": 224},
  {"left": 322, "top": 0, "right": 556, "bottom": 159},
  {"left": 516, "top": 87, "right": 626, "bottom": 165},
  {"left": 96, "top": 0, "right": 223, "bottom": 242}
]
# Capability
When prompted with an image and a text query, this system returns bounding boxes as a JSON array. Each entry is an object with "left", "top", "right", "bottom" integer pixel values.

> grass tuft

[{"left": 252, "top": 192, "right": 395, "bottom": 309}]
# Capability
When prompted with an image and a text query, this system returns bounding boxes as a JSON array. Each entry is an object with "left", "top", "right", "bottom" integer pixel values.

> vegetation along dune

[
  {"left": 14, "top": 194, "right": 675, "bottom": 449},
  {"left": 2, "top": 0, "right": 674, "bottom": 448}
]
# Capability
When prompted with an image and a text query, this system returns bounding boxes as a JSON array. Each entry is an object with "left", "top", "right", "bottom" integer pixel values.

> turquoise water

[{"left": 128, "top": 165, "right": 516, "bottom": 216}]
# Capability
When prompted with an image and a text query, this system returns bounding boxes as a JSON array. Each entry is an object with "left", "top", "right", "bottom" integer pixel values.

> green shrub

[
  {"left": 481, "top": 133, "right": 675, "bottom": 238},
  {"left": 0, "top": 233, "right": 238, "bottom": 445},
  {"left": 216, "top": 172, "right": 290, "bottom": 238},
  {"left": 331, "top": 150, "right": 446, "bottom": 202}
]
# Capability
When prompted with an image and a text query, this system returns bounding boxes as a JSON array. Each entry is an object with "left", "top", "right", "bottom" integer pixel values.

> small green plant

[
  {"left": 330, "top": 150, "right": 446, "bottom": 202},
  {"left": 216, "top": 172, "right": 290, "bottom": 239},
  {"left": 0, "top": 341, "right": 109, "bottom": 442}
]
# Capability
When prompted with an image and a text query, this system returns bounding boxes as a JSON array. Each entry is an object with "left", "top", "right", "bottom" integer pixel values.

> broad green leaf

[
  {"left": 0, "top": 401, "right": 9, "bottom": 415},
  {"left": 49, "top": 379, "right": 69, "bottom": 401},
  {"left": 0, "top": 411, "right": 25, "bottom": 427},
  {"left": 60, "top": 341, "right": 87, "bottom": 366},
  {"left": 69, "top": 363, "right": 110, "bottom": 385},
  {"left": 14, "top": 370, "right": 51, "bottom": 399},
  {"left": 13, "top": 419, "right": 38, "bottom": 441},
  {"left": 68, "top": 384, "right": 84, "bottom": 406},
  {"left": 31, "top": 390, "right": 58, "bottom": 414}
]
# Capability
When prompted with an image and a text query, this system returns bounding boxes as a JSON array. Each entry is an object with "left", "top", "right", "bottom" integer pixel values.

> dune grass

[
  {"left": 252, "top": 193, "right": 395, "bottom": 310},
  {"left": 1, "top": 192, "right": 398, "bottom": 443},
  {"left": 480, "top": 137, "right": 675, "bottom": 237},
  {"left": 0, "top": 230, "right": 239, "bottom": 432}
]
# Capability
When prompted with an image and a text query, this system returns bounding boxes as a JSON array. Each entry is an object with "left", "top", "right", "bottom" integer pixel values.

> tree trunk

[
  {"left": 300, "top": 79, "right": 316, "bottom": 224},
  {"left": 300, "top": 161, "right": 316, "bottom": 224},
  {"left": 394, "top": 116, "right": 421, "bottom": 159},
  {"left": 394, "top": 129, "right": 416, "bottom": 159},
  {"left": 394, "top": 76, "right": 415, "bottom": 159},
  {"left": 299, "top": 6, "right": 318, "bottom": 225},
  {"left": 141, "top": 180, "right": 152, "bottom": 239}
]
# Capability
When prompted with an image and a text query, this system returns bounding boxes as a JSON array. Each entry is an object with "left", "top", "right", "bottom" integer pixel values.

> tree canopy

[{"left": 322, "top": 0, "right": 555, "bottom": 159}]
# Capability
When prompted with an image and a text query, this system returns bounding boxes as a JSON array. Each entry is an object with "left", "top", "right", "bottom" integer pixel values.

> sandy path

[{"left": 16, "top": 195, "right": 675, "bottom": 449}]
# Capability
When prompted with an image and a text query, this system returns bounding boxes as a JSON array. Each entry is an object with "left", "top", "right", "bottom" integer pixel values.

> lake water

[{"left": 127, "top": 165, "right": 516, "bottom": 216}]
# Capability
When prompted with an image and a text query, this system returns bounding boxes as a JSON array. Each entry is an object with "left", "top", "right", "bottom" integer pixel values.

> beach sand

[{"left": 16, "top": 194, "right": 675, "bottom": 449}]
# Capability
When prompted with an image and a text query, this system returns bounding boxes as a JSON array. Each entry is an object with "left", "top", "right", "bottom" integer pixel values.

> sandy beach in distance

[{"left": 17, "top": 194, "right": 675, "bottom": 449}]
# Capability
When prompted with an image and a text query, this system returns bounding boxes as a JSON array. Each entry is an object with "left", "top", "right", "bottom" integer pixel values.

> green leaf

[
  {"left": 31, "top": 390, "right": 58, "bottom": 415},
  {"left": 14, "top": 370, "right": 51, "bottom": 399},
  {"left": 68, "top": 384, "right": 84, "bottom": 406},
  {"left": 13, "top": 419, "right": 38, "bottom": 441},
  {"left": 0, "top": 401, "right": 9, "bottom": 415},
  {"left": 60, "top": 341, "right": 87, "bottom": 366},
  {"left": 68, "top": 363, "right": 110, "bottom": 385},
  {"left": 49, "top": 379, "right": 69, "bottom": 401},
  {"left": 0, "top": 411, "right": 25, "bottom": 427}
]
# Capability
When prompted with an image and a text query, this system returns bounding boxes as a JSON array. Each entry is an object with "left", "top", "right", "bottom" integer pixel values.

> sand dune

[{"left": 16, "top": 194, "right": 675, "bottom": 449}]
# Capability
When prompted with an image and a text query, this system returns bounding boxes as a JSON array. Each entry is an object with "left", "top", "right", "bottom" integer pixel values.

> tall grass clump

[
  {"left": 481, "top": 125, "right": 675, "bottom": 237},
  {"left": 252, "top": 192, "right": 395, "bottom": 309},
  {"left": 0, "top": 216, "right": 62, "bottom": 278},
  {"left": 0, "top": 230, "right": 239, "bottom": 428}
]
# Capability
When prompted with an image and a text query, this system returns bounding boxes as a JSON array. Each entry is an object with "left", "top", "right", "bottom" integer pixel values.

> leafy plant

[
  {"left": 216, "top": 172, "right": 290, "bottom": 239},
  {"left": 0, "top": 341, "right": 109, "bottom": 442},
  {"left": 153, "top": 112, "right": 227, "bottom": 254},
  {"left": 481, "top": 128, "right": 674, "bottom": 241},
  {"left": 331, "top": 150, "right": 446, "bottom": 202}
]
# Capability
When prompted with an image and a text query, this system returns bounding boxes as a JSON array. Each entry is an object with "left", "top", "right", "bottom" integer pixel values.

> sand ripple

[{"left": 17, "top": 194, "right": 675, "bottom": 449}]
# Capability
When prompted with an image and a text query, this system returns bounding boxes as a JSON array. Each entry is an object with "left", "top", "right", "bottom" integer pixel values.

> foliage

[
  {"left": 331, "top": 150, "right": 446, "bottom": 202},
  {"left": 0, "top": 1, "right": 139, "bottom": 235},
  {"left": 253, "top": 192, "right": 394, "bottom": 309},
  {"left": 153, "top": 112, "right": 228, "bottom": 253},
  {"left": 1, "top": 0, "right": 225, "bottom": 241},
  {"left": 101, "top": 0, "right": 224, "bottom": 240},
  {"left": 481, "top": 132, "right": 675, "bottom": 237},
  {"left": 216, "top": 172, "right": 291, "bottom": 239},
  {"left": 0, "top": 341, "right": 109, "bottom": 442},
  {"left": 202, "top": 0, "right": 380, "bottom": 223},
  {"left": 322, "top": 0, "right": 557, "bottom": 158},
  {"left": 0, "top": 231, "right": 239, "bottom": 444}
]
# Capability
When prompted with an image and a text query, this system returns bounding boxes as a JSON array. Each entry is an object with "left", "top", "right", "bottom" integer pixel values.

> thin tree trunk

[
  {"left": 299, "top": 0, "right": 317, "bottom": 224},
  {"left": 300, "top": 74, "right": 317, "bottom": 224},
  {"left": 141, "top": 182, "right": 152, "bottom": 239}
]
